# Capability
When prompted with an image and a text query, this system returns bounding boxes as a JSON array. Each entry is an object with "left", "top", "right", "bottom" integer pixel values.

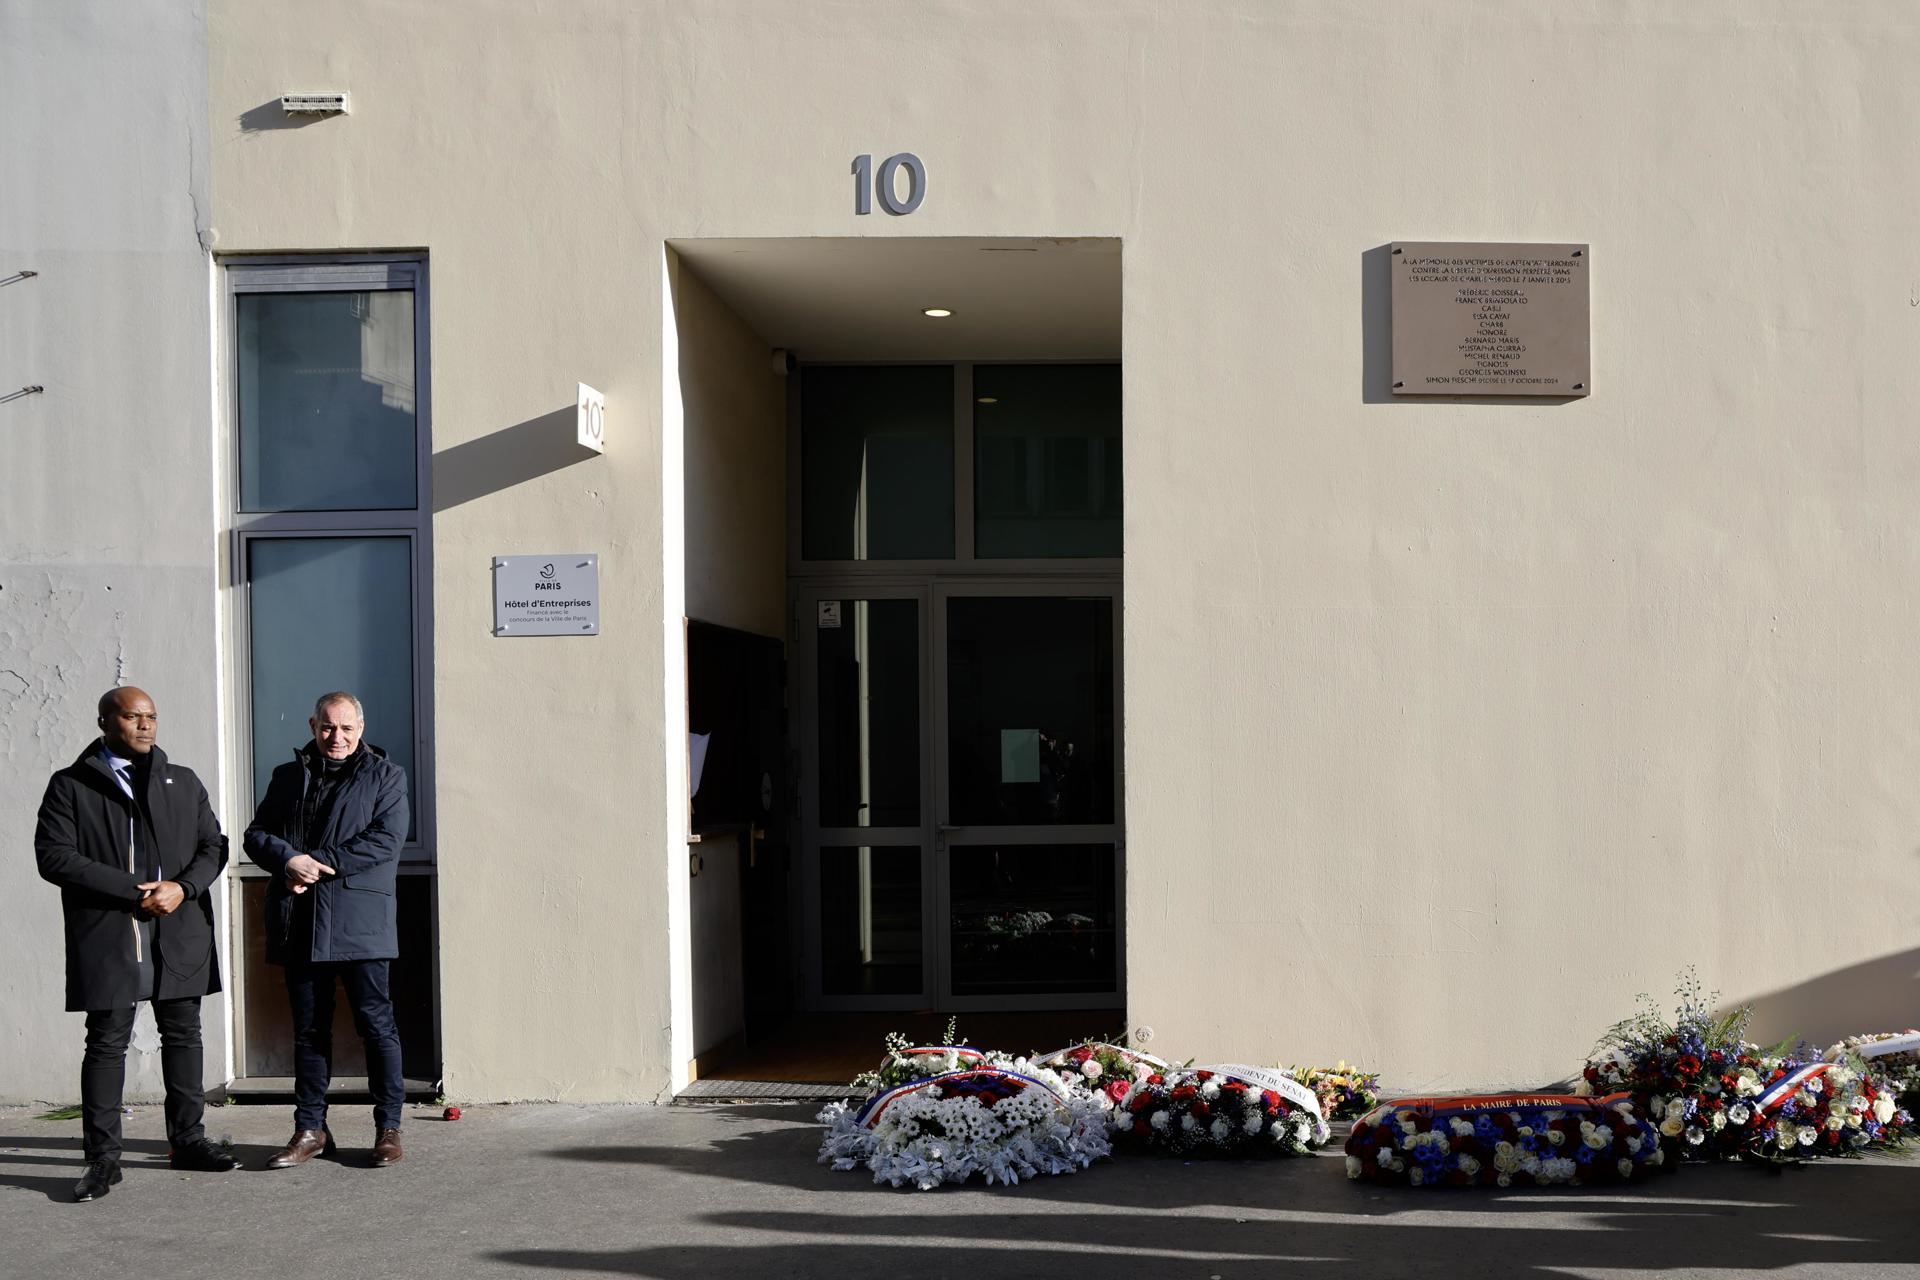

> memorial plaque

[
  {"left": 492, "top": 554, "right": 600, "bottom": 636},
  {"left": 1391, "top": 242, "right": 1589, "bottom": 396}
]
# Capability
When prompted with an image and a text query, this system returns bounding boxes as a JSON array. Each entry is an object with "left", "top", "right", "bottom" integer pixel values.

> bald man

[{"left": 33, "top": 687, "right": 236, "bottom": 1201}]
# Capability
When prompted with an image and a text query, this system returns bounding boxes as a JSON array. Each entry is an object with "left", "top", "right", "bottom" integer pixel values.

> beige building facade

[{"left": 6, "top": 0, "right": 1918, "bottom": 1104}]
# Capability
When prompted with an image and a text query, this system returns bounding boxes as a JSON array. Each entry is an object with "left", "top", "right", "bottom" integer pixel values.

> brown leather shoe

[
  {"left": 371, "top": 1127, "right": 403, "bottom": 1167},
  {"left": 265, "top": 1128, "right": 335, "bottom": 1169}
]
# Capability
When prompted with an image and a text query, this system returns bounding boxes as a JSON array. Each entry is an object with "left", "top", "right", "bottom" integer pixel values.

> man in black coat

[
  {"left": 244, "top": 690, "right": 410, "bottom": 1169},
  {"left": 33, "top": 686, "right": 239, "bottom": 1201}
]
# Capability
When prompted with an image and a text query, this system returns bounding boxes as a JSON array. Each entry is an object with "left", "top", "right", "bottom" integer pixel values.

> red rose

[
  {"left": 1190, "top": 1100, "right": 1210, "bottom": 1119},
  {"left": 1105, "top": 1080, "right": 1131, "bottom": 1103},
  {"left": 1146, "top": 1074, "right": 1165, "bottom": 1087}
]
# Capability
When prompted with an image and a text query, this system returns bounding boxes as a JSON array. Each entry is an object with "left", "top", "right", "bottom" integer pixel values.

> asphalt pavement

[{"left": 3, "top": 1099, "right": 1918, "bottom": 1278}]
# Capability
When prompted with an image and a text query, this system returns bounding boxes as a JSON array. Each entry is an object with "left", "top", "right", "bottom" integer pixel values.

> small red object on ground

[{"left": 443, "top": 1105, "right": 461, "bottom": 1121}]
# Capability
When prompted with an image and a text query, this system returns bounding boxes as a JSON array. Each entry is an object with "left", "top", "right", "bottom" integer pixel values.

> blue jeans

[{"left": 284, "top": 959, "right": 404, "bottom": 1131}]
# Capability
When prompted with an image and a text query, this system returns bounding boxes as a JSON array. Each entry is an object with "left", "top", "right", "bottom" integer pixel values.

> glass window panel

[
  {"left": 240, "top": 875, "right": 437, "bottom": 1077},
  {"left": 947, "top": 596, "right": 1114, "bottom": 825},
  {"left": 820, "top": 845, "right": 922, "bottom": 996},
  {"left": 974, "top": 364, "right": 1121, "bottom": 558},
  {"left": 817, "top": 599, "right": 919, "bottom": 827},
  {"left": 248, "top": 537, "right": 416, "bottom": 840},
  {"left": 238, "top": 290, "right": 418, "bottom": 511},
  {"left": 801, "top": 366, "right": 954, "bottom": 560},
  {"left": 948, "top": 844, "right": 1117, "bottom": 997}
]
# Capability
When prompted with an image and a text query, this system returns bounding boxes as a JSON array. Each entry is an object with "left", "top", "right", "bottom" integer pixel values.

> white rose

[
  {"left": 1345, "top": 1155, "right": 1363, "bottom": 1179},
  {"left": 1081, "top": 1059, "right": 1103, "bottom": 1080},
  {"left": 1409, "top": 1167, "right": 1425, "bottom": 1186},
  {"left": 1617, "top": 1157, "right": 1635, "bottom": 1178},
  {"left": 1874, "top": 1096, "right": 1898, "bottom": 1124},
  {"left": 1496, "top": 1173, "right": 1512, "bottom": 1187}
]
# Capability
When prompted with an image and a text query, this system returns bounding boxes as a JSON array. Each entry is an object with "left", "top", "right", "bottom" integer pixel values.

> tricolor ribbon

[
  {"left": 1754, "top": 1062, "right": 1832, "bottom": 1114},
  {"left": 1192, "top": 1064, "right": 1325, "bottom": 1121},
  {"left": 856, "top": 1067, "right": 1071, "bottom": 1129},
  {"left": 1355, "top": 1092, "right": 1634, "bottom": 1130}
]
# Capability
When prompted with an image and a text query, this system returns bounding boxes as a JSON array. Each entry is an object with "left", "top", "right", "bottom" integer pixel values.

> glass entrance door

[
  {"left": 797, "top": 582, "right": 1122, "bottom": 1011},
  {"left": 798, "top": 587, "right": 933, "bottom": 1010},
  {"left": 934, "top": 584, "right": 1122, "bottom": 1011},
  {"left": 791, "top": 360, "right": 1124, "bottom": 1012}
]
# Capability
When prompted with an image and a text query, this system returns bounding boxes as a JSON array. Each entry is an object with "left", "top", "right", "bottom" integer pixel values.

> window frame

[
  {"left": 222, "top": 255, "right": 435, "bottom": 864},
  {"left": 787, "top": 359, "right": 1123, "bottom": 582}
]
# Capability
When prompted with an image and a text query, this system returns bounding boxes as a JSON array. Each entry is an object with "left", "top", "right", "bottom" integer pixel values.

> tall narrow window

[
  {"left": 227, "top": 259, "right": 431, "bottom": 850},
  {"left": 226, "top": 257, "right": 435, "bottom": 1084}
]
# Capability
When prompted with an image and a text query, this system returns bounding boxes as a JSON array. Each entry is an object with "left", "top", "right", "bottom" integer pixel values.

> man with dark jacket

[
  {"left": 33, "top": 686, "right": 239, "bottom": 1201},
  {"left": 245, "top": 690, "right": 410, "bottom": 1169}
]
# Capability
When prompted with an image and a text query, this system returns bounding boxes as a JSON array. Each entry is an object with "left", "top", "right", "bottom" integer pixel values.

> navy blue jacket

[
  {"left": 243, "top": 744, "right": 408, "bottom": 963},
  {"left": 34, "top": 742, "right": 227, "bottom": 1011}
]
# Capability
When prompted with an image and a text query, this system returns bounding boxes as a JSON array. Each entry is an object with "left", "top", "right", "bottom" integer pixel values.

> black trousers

[
  {"left": 285, "top": 959, "right": 405, "bottom": 1131},
  {"left": 81, "top": 998, "right": 206, "bottom": 1161}
]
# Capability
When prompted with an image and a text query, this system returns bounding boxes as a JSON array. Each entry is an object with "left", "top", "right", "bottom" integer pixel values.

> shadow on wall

[
  {"left": 432, "top": 407, "right": 596, "bottom": 513},
  {"left": 237, "top": 101, "right": 337, "bottom": 134},
  {"left": 1739, "top": 947, "right": 1920, "bottom": 1049}
]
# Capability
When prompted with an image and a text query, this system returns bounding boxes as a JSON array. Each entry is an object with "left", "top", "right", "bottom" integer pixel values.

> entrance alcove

[{"left": 664, "top": 237, "right": 1123, "bottom": 1091}]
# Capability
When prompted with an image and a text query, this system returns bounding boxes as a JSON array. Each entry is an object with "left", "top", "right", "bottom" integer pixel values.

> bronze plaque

[{"left": 1391, "top": 242, "right": 1589, "bottom": 396}]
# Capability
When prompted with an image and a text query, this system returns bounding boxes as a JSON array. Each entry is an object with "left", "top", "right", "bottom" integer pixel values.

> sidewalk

[{"left": 3, "top": 1100, "right": 1918, "bottom": 1278}]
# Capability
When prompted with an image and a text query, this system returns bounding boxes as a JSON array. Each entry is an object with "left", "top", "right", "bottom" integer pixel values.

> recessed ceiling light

[
  {"left": 922, "top": 308, "right": 952, "bottom": 318},
  {"left": 976, "top": 397, "right": 998, "bottom": 404}
]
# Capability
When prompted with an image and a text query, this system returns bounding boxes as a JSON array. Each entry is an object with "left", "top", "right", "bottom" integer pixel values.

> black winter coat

[
  {"left": 33, "top": 742, "right": 228, "bottom": 1011},
  {"left": 243, "top": 744, "right": 408, "bottom": 964}
]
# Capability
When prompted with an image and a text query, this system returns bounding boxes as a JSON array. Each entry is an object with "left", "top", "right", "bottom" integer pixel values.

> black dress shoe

[
  {"left": 74, "top": 1158, "right": 122, "bottom": 1202},
  {"left": 170, "top": 1137, "right": 239, "bottom": 1173}
]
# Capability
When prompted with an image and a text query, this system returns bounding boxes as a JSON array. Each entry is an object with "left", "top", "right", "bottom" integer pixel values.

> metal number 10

[{"left": 853, "top": 153, "right": 926, "bottom": 216}]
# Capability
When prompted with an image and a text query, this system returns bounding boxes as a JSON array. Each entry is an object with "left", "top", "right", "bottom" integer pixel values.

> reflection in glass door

[
  {"left": 800, "top": 590, "right": 932, "bottom": 1009},
  {"left": 935, "top": 586, "right": 1123, "bottom": 1010}
]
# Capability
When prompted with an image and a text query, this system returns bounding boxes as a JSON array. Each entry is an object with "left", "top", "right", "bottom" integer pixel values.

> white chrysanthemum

[
  {"left": 1180, "top": 1113, "right": 1198, "bottom": 1132},
  {"left": 1210, "top": 1117, "right": 1230, "bottom": 1140},
  {"left": 1797, "top": 1126, "right": 1817, "bottom": 1146},
  {"left": 1727, "top": 1102, "right": 1751, "bottom": 1124},
  {"left": 1685, "top": 1126, "right": 1705, "bottom": 1146}
]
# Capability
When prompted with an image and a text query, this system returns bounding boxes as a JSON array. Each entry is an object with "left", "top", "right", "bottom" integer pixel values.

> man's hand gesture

[
  {"left": 136, "top": 880, "right": 184, "bottom": 916},
  {"left": 284, "top": 854, "right": 336, "bottom": 896}
]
